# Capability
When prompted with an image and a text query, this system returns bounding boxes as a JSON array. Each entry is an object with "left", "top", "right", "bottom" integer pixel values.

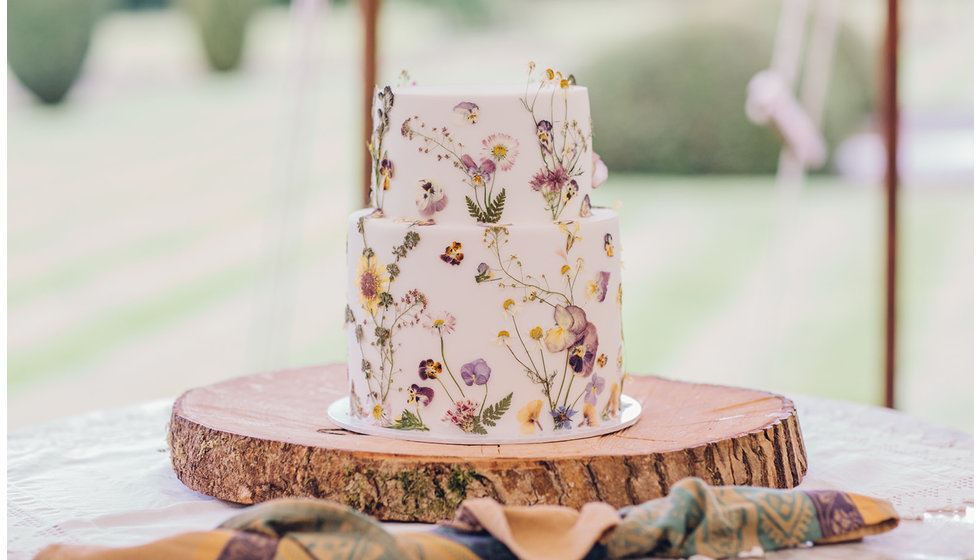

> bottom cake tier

[{"left": 342, "top": 207, "right": 631, "bottom": 443}]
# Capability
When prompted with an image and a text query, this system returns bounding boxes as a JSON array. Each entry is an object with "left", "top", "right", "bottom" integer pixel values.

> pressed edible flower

[
  {"left": 481, "top": 133, "right": 519, "bottom": 171},
  {"left": 605, "top": 382, "right": 621, "bottom": 418},
  {"left": 461, "top": 154, "right": 495, "bottom": 187},
  {"left": 369, "top": 400, "right": 391, "bottom": 427},
  {"left": 586, "top": 271, "right": 611, "bottom": 302},
  {"left": 425, "top": 311, "right": 456, "bottom": 335},
  {"left": 407, "top": 384, "right": 435, "bottom": 407},
  {"left": 564, "top": 179, "right": 579, "bottom": 202},
  {"left": 579, "top": 403, "right": 599, "bottom": 427},
  {"left": 544, "top": 305, "right": 588, "bottom": 353},
  {"left": 592, "top": 152, "right": 609, "bottom": 188},
  {"left": 415, "top": 179, "right": 448, "bottom": 217},
  {"left": 567, "top": 323, "right": 599, "bottom": 377},
  {"left": 440, "top": 241, "right": 464, "bottom": 265},
  {"left": 517, "top": 400, "right": 544, "bottom": 434},
  {"left": 495, "top": 330, "right": 511, "bottom": 345},
  {"left": 379, "top": 158, "right": 394, "bottom": 190},
  {"left": 536, "top": 120, "right": 554, "bottom": 155},
  {"left": 579, "top": 194, "right": 593, "bottom": 218},
  {"left": 556, "top": 220, "right": 581, "bottom": 252},
  {"left": 443, "top": 399, "right": 480, "bottom": 432},
  {"left": 418, "top": 359, "right": 443, "bottom": 380},
  {"left": 355, "top": 254, "right": 389, "bottom": 314},
  {"left": 550, "top": 405, "right": 577, "bottom": 430},
  {"left": 584, "top": 374, "right": 606, "bottom": 405},
  {"left": 475, "top": 262, "right": 493, "bottom": 283},
  {"left": 460, "top": 358, "right": 491, "bottom": 386},
  {"left": 453, "top": 101, "right": 480, "bottom": 125}
]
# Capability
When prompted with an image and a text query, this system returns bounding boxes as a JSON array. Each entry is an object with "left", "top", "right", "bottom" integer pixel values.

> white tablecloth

[{"left": 8, "top": 393, "right": 973, "bottom": 559}]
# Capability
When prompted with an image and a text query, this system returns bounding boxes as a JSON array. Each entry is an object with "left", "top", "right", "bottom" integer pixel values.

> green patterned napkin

[{"left": 35, "top": 477, "right": 898, "bottom": 560}]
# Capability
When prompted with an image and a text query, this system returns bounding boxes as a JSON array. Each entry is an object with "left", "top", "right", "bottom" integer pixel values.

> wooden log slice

[{"left": 169, "top": 364, "right": 807, "bottom": 522}]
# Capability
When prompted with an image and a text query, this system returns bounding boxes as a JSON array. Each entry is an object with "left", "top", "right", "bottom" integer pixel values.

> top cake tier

[{"left": 368, "top": 84, "right": 595, "bottom": 225}]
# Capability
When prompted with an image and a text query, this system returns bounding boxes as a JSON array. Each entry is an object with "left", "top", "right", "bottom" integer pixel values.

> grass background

[{"left": 7, "top": 0, "right": 973, "bottom": 432}]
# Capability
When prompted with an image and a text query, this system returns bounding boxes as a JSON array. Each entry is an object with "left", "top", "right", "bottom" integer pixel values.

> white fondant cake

[{"left": 338, "top": 69, "right": 633, "bottom": 443}]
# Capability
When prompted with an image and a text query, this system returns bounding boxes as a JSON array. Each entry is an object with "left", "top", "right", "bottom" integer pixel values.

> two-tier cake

[{"left": 331, "top": 68, "right": 638, "bottom": 443}]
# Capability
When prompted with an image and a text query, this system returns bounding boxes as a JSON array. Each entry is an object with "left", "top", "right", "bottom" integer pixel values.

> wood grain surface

[{"left": 169, "top": 364, "right": 807, "bottom": 522}]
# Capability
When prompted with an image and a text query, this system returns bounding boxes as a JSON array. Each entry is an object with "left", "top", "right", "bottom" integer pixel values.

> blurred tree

[
  {"left": 7, "top": 0, "right": 108, "bottom": 104},
  {"left": 179, "top": 0, "right": 268, "bottom": 72},
  {"left": 586, "top": 19, "right": 873, "bottom": 174}
]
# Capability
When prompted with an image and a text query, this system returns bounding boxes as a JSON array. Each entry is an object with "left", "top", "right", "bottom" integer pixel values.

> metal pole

[
  {"left": 360, "top": 0, "right": 379, "bottom": 207},
  {"left": 883, "top": 0, "right": 899, "bottom": 409}
]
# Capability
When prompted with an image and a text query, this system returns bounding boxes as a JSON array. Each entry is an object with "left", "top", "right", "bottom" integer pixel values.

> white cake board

[{"left": 327, "top": 395, "right": 641, "bottom": 445}]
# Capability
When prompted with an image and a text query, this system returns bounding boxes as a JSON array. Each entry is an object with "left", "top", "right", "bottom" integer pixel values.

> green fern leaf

[
  {"left": 485, "top": 189, "right": 507, "bottom": 223},
  {"left": 465, "top": 196, "right": 483, "bottom": 221},
  {"left": 481, "top": 392, "right": 513, "bottom": 427},
  {"left": 470, "top": 421, "right": 488, "bottom": 435},
  {"left": 392, "top": 410, "right": 429, "bottom": 431}
]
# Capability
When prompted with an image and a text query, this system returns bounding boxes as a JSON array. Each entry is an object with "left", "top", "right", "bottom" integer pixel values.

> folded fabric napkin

[{"left": 35, "top": 478, "right": 898, "bottom": 560}]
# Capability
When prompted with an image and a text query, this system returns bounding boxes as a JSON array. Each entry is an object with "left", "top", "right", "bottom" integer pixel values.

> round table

[{"left": 7, "top": 386, "right": 973, "bottom": 559}]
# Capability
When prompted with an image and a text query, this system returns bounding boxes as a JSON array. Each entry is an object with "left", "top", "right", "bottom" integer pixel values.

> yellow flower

[
  {"left": 560, "top": 78, "right": 570, "bottom": 88},
  {"left": 355, "top": 254, "right": 389, "bottom": 315},
  {"left": 529, "top": 326, "right": 544, "bottom": 340},
  {"left": 605, "top": 382, "right": 621, "bottom": 418},
  {"left": 561, "top": 264, "right": 570, "bottom": 275},
  {"left": 557, "top": 221, "right": 582, "bottom": 252},
  {"left": 372, "top": 404, "right": 384, "bottom": 419},
  {"left": 585, "top": 279, "right": 599, "bottom": 300},
  {"left": 545, "top": 68, "right": 555, "bottom": 80},
  {"left": 597, "top": 354, "right": 608, "bottom": 368},
  {"left": 518, "top": 400, "right": 543, "bottom": 434},
  {"left": 502, "top": 299, "right": 520, "bottom": 316},
  {"left": 544, "top": 305, "right": 586, "bottom": 353},
  {"left": 495, "top": 330, "right": 511, "bottom": 345},
  {"left": 580, "top": 403, "right": 598, "bottom": 427}
]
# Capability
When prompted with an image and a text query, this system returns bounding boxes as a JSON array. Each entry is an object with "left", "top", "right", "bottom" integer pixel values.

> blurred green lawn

[{"left": 7, "top": 1, "right": 972, "bottom": 432}]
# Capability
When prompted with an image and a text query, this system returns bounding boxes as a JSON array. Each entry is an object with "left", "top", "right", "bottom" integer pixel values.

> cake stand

[{"left": 169, "top": 363, "right": 806, "bottom": 522}]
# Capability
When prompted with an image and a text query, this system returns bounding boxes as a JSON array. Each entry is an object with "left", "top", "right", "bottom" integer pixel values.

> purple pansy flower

[
  {"left": 418, "top": 358, "right": 442, "bottom": 380},
  {"left": 567, "top": 323, "right": 599, "bottom": 377},
  {"left": 584, "top": 374, "right": 606, "bottom": 405},
  {"left": 579, "top": 194, "right": 593, "bottom": 218},
  {"left": 475, "top": 262, "right": 492, "bottom": 283},
  {"left": 536, "top": 120, "right": 554, "bottom": 154},
  {"left": 453, "top": 101, "right": 480, "bottom": 124},
  {"left": 461, "top": 154, "right": 496, "bottom": 187},
  {"left": 460, "top": 358, "right": 491, "bottom": 386},
  {"left": 544, "top": 305, "right": 589, "bottom": 352},
  {"left": 564, "top": 179, "right": 579, "bottom": 202},
  {"left": 379, "top": 158, "right": 394, "bottom": 191},
  {"left": 416, "top": 179, "right": 448, "bottom": 216},
  {"left": 596, "top": 271, "right": 610, "bottom": 302},
  {"left": 408, "top": 384, "right": 435, "bottom": 407}
]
